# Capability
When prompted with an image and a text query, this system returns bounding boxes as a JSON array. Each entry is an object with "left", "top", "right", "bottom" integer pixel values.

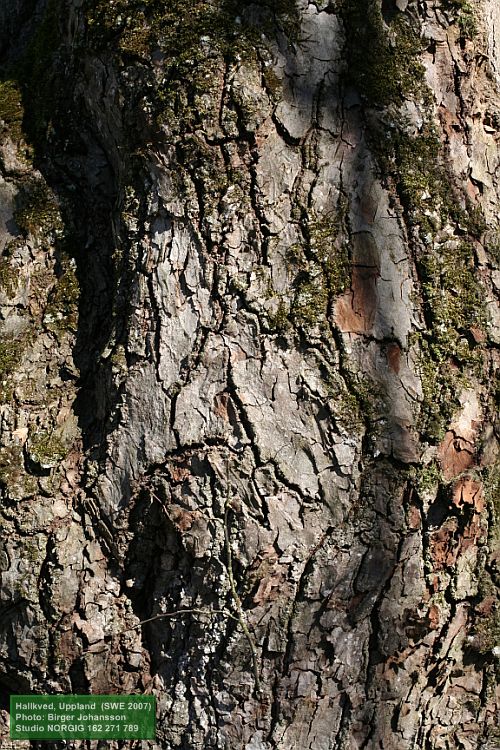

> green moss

[
  {"left": 0, "top": 338, "right": 22, "bottom": 378},
  {"left": 389, "top": 133, "right": 487, "bottom": 441},
  {"left": 87, "top": 0, "right": 300, "bottom": 54},
  {"left": 15, "top": 0, "right": 64, "bottom": 148},
  {"left": 267, "top": 299, "right": 290, "bottom": 333},
  {"left": 28, "top": 430, "right": 67, "bottom": 469},
  {"left": 43, "top": 258, "right": 79, "bottom": 334},
  {"left": 415, "top": 460, "right": 441, "bottom": 494},
  {"left": 443, "top": 0, "right": 477, "bottom": 39},
  {"left": 413, "top": 335, "right": 457, "bottom": 442},
  {"left": 351, "top": 375, "right": 382, "bottom": 424},
  {"left": 24, "top": 539, "right": 44, "bottom": 563},
  {"left": 473, "top": 609, "right": 500, "bottom": 655},
  {"left": 86, "top": 0, "right": 300, "bottom": 134},
  {"left": 118, "top": 13, "right": 151, "bottom": 58},
  {"left": 291, "top": 274, "right": 329, "bottom": 329},
  {"left": 485, "top": 230, "right": 500, "bottom": 268},
  {"left": 0, "top": 446, "right": 23, "bottom": 489},
  {"left": 309, "top": 214, "right": 350, "bottom": 297},
  {"left": 110, "top": 343, "right": 128, "bottom": 371},
  {"left": 368, "top": 117, "right": 487, "bottom": 445},
  {"left": 470, "top": 468, "right": 500, "bottom": 677},
  {"left": 0, "top": 79, "right": 24, "bottom": 142},
  {"left": 0, "top": 258, "right": 18, "bottom": 298},
  {"left": 177, "top": 135, "right": 229, "bottom": 211},
  {"left": 14, "top": 178, "right": 63, "bottom": 238},
  {"left": 263, "top": 67, "right": 283, "bottom": 103},
  {"left": 323, "top": 362, "right": 379, "bottom": 431},
  {"left": 382, "top": 128, "right": 486, "bottom": 239},
  {"left": 286, "top": 206, "right": 350, "bottom": 331},
  {"left": 484, "top": 465, "right": 500, "bottom": 535},
  {"left": 335, "top": 388, "right": 363, "bottom": 429},
  {"left": 420, "top": 243, "right": 486, "bottom": 357},
  {"left": 381, "top": 128, "right": 440, "bottom": 221},
  {"left": 340, "top": 1, "right": 426, "bottom": 107},
  {"left": 0, "top": 335, "right": 26, "bottom": 399},
  {"left": 410, "top": 243, "right": 486, "bottom": 434}
]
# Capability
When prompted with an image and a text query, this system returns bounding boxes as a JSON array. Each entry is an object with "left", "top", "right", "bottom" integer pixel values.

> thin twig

[
  {"left": 79, "top": 608, "right": 238, "bottom": 657},
  {"left": 224, "top": 457, "right": 262, "bottom": 695},
  {"left": 120, "top": 608, "right": 240, "bottom": 632},
  {"left": 78, "top": 461, "right": 262, "bottom": 698}
]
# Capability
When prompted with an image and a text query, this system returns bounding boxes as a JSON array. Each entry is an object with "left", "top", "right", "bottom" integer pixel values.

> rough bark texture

[{"left": 0, "top": 0, "right": 499, "bottom": 748}]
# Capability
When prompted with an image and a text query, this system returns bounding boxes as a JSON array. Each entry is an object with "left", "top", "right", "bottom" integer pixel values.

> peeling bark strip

[{"left": 0, "top": 0, "right": 499, "bottom": 748}]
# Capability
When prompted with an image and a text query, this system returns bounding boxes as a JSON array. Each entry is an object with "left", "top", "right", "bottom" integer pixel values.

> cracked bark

[{"left": 0, "top": 0, "right": 499, "bottom": 748}]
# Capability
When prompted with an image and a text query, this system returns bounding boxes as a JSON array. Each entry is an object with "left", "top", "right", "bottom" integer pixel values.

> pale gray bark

[{"left": 0, "top": 1, "right": 499, "bottom": 748}]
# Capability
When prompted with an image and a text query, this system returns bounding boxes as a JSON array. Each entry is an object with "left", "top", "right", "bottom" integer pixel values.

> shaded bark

[{"left": 0, "top": 0, "right": 499, "bottom": 748}]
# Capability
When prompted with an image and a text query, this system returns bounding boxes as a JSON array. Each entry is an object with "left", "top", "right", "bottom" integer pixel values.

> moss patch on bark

[{"left": 341, "top": 1, "right": 488, "bottom": 443}]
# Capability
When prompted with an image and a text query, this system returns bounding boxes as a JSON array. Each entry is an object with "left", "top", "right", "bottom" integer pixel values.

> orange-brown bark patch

[
  {"left": 407, "top": 504, "right": 421, "bottom": 530},
  {"left": 452, "top": 476, "right": 484, "bottom": 512},
  {"left": 252, "top": 565, "right": 287, "bottom": 605},
  {"left": 386, "top": 342, "right": 401, "bottom": 374},
  {"left": 170, "top": 465, "right": 190, "bottom": 482},
  {"left": 469, "top": 326, "right": 486, "bottom": 343},
  {"left": 437, "top": 431, "right": 475, "bottom": 480},
  {"left": 335, "top": 267, "right": 378, "bottom": 333},
  {"left": 170, "top": 505, "right": 199, "bottom": 532},
  {"left": 456, "top": 517, "right": 483, "bottom": 556},
  {"left": 214, "top": 391, "right": 229, "bottom": 420},
  {"left": 428, "top": 604, "right": 441, "bottom": 629},
  {"left": 429, "top": 517, "right": 458, "bottom": 570}
]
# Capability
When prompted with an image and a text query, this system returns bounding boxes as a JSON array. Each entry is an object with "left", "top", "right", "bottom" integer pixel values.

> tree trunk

[{"left": 0, "top": 0, "right": 499, "bottom": 747}]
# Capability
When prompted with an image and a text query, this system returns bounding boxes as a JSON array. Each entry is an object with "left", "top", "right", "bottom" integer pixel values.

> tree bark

[{"left": 0, "top": 0, "right": 499, "bottom": 748}]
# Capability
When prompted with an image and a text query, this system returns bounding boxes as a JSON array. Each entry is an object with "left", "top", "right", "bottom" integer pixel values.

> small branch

[
  {"left": 77, "top": 460, "right": 262, "bottom": 698},
  {"left": 78, "top": 608, "right": 239, "bottom": 657},
  {"left": 224, "top": 457, "right": 262, "bottom": 696},
  {"left": 121, "top": 607, "right": 240, "bottom": 631}
]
